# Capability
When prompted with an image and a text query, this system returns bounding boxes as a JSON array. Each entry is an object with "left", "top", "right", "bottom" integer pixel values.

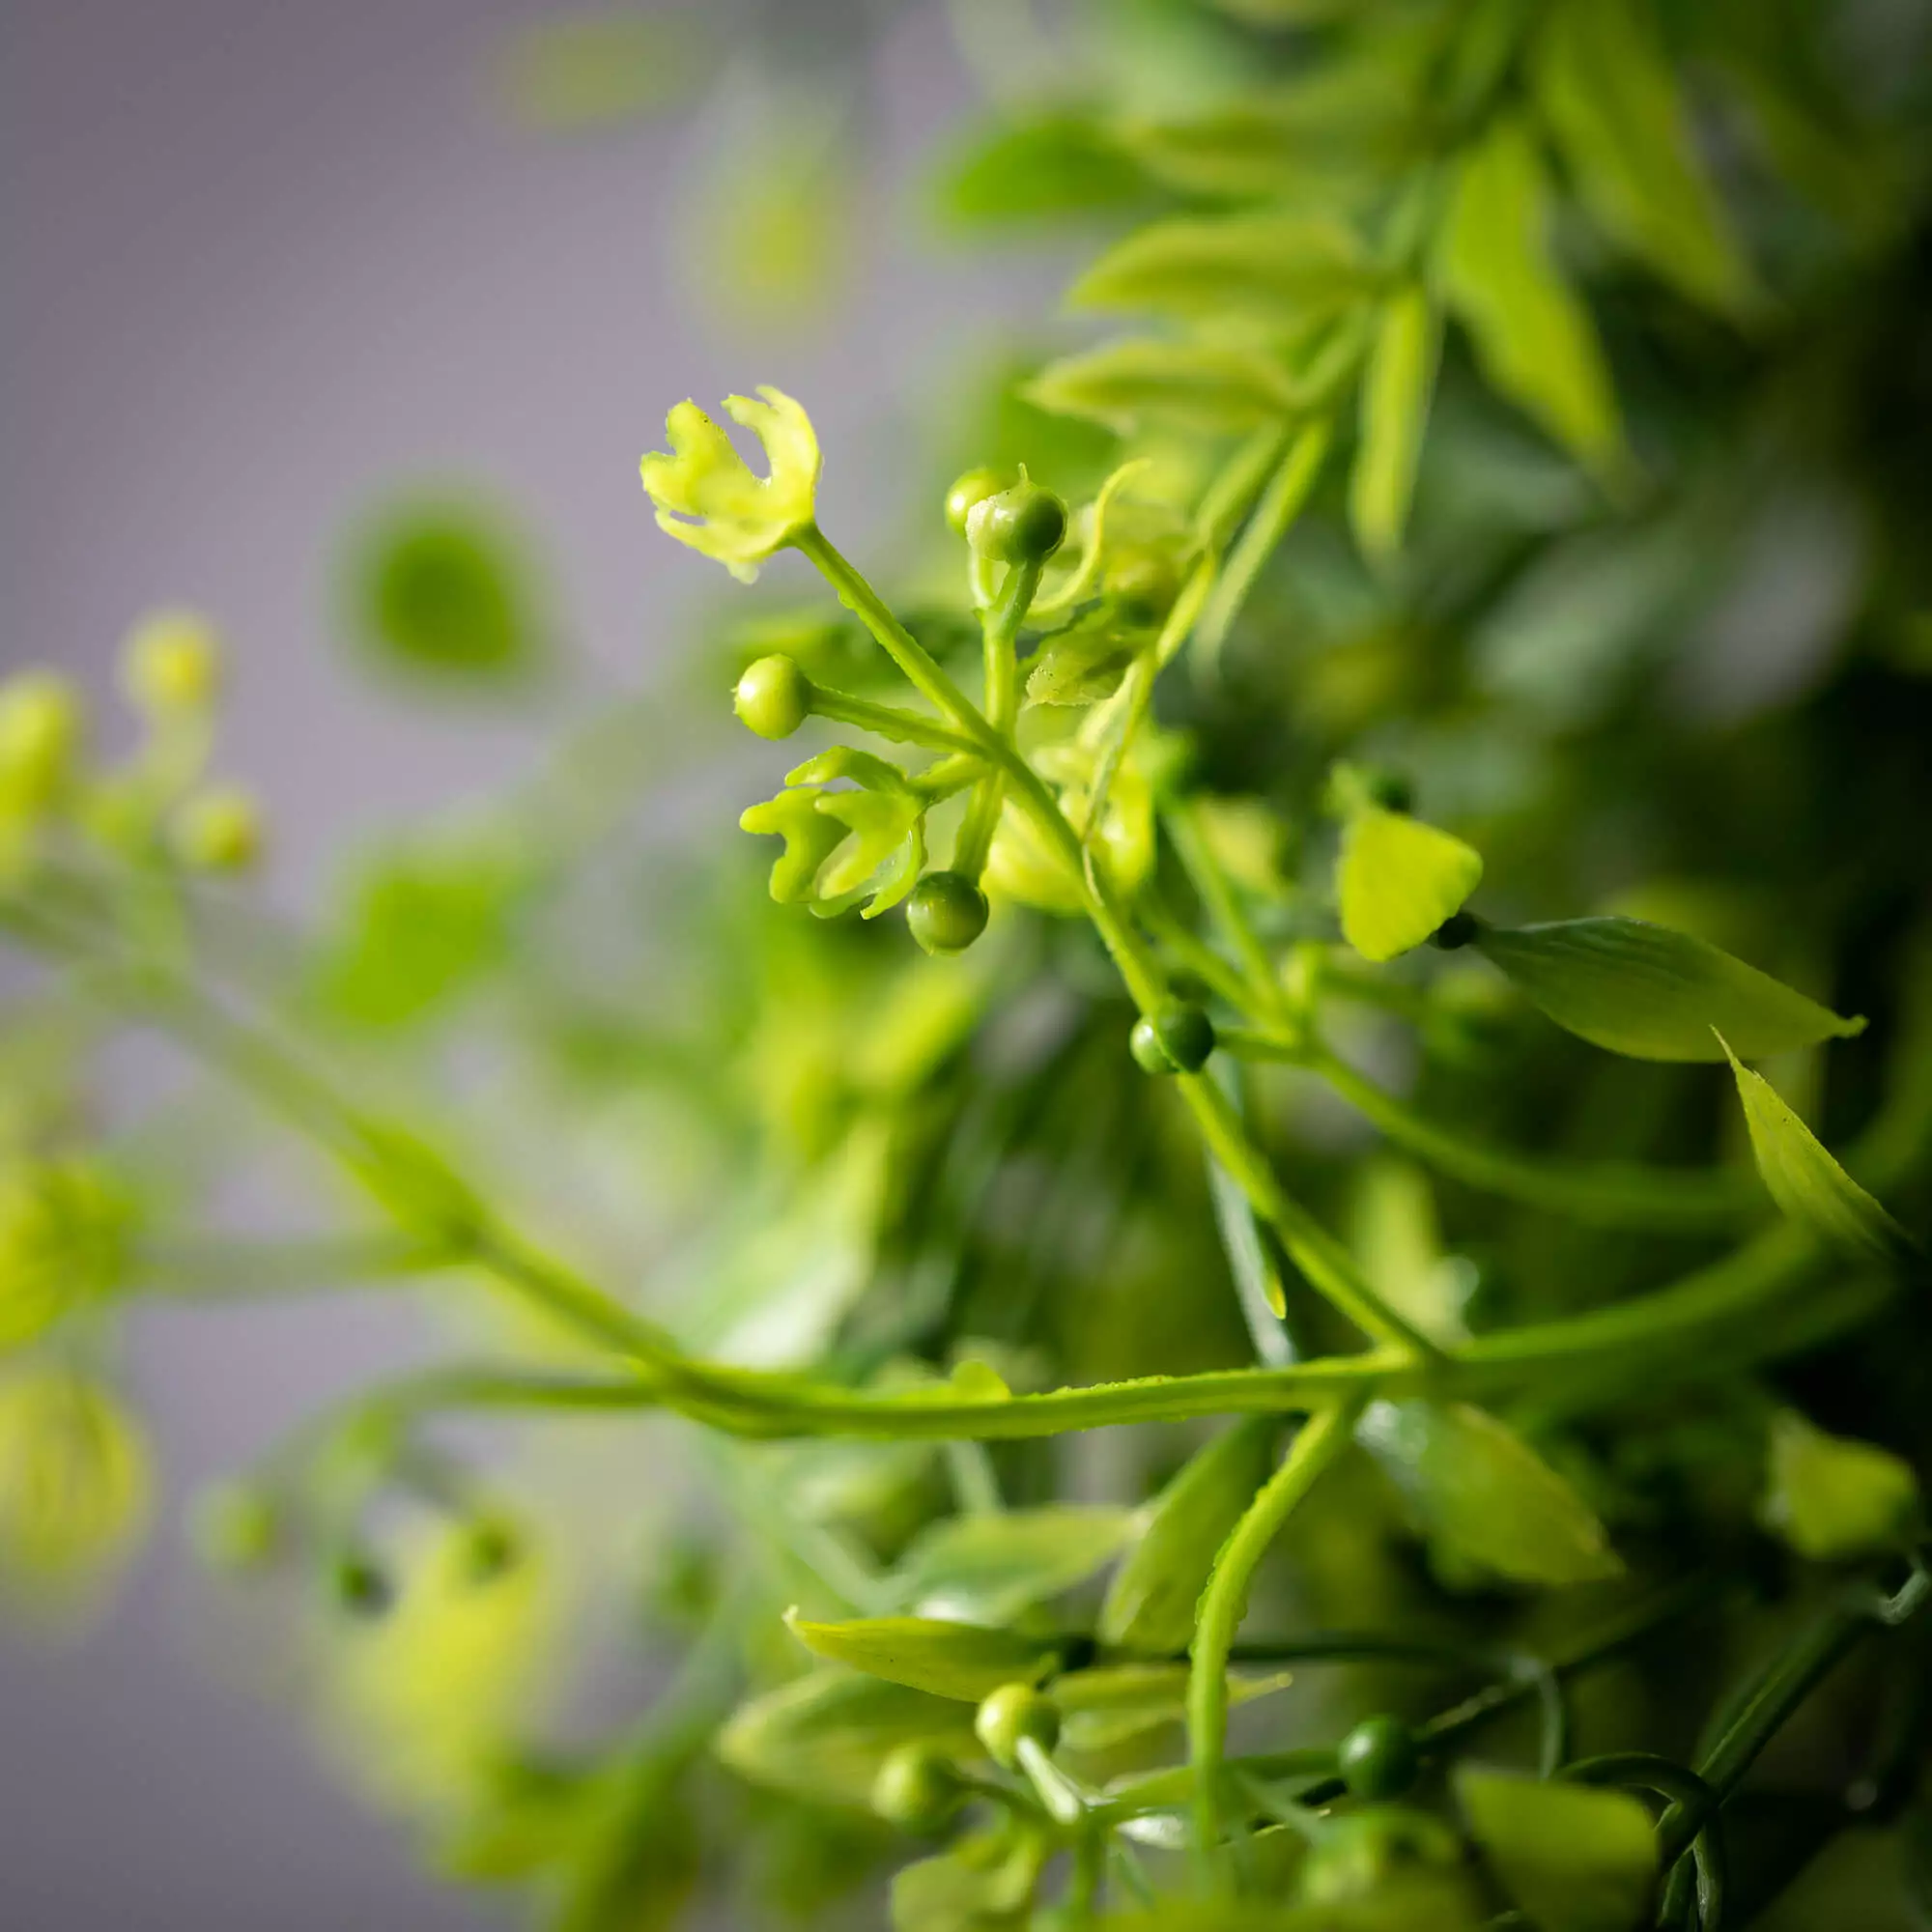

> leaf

[
  {"left": 1099, "top": 1419, "right": 1276, "bottom": 1653},
  {"left": 1356, "top": 1400, "right": 1622, "bottom": 1587},
  {"left": 1337, "top": 805, "right": 1483, "bottom": 962},
  {"left": 1056, "top": 1662, "right": 1291, "bottom": 1753},
  {"left": 1024, "top": 339, "right": 1300, "bottom": 435},
  {"left": 1025, "top": 616, "right": 1141, "bottom": 708},
  {"left": 1532, "top": 0, "right": 1756, "bottom": 317},
  {"left": 889, "top": 1506, "right": 1135, "bottom": 1624},
  {"left": 1460, "top": 1768, "right": 1658, "bottom": 1932},
  {"left": 1475, "top": 917, "right": 1865, "bottom": 1062},
  {"left": 1438, "top": 117, "right": 1622, "bottom": 471},
  {"left": 782, "top": 1608, "right": 1063, "bottom": 1702},
  {"left": 936, "top": 113, "right": 1152, "bottom": 226},
  {"left": 340, "top": 495, "right": 548, "bottom": 685},
  {"left": 716, "top": 1667, "right": 977, "bottom": 1805},
  {"left": 891, "top": 1827, "right": 1046, "bottom": 1932},
  {"left": 1719, "top": 1038, "right": 1912, "bottom": 1257},
  {"left": 1069, "top": 214, "right": 1375, "bottom": 325},
  {"left": 1759, "top": 1409, "right": 1921, "bottom": 1563},
  {"left": 1350, "top": 286, "right": 1440, "bottom": 561}
]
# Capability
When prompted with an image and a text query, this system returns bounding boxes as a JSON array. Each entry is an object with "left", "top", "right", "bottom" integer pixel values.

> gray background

[{"left": 2, "top": 3, "right": 1039, "bottom": 1922}]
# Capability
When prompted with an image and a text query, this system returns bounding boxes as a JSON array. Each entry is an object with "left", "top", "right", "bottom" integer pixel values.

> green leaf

[
  {"left": 739, "top": 788, "right": 850, "bottom": 905},
  {"left": 782, "top": 1608, "right": 1063, "bottom": 1701},
  {"left": 936, "top": 113, "right": 1152, "bottom": 226},
  {"left": 1069, "top": 214, "right": 1375, "bottom": 325},
  {"left": 1055, "top": 1662, "right": 1291, "bottom": 1752},
  {"left": 1024, "top": 617, "right": 1141, "bottom": 708},
  {"left": 1356, "top": 1400, "right": 1623, "bottom": 1587},
  {"left": 1350, "top": 286, "right": 1440, "bottom": 561},
  {"left": 1460, "top": 1767, "right": 1658, "bottom": 1932},
  {"left": 1337, "top": 805, "right": 1483, "bottom": 963},
  {"left": 716, "top": 1666, "right": 977, "bottom": 1805},
  {"left": 1024, "top": 339, "right": 1300, "bottom": 435},
  {"left": 1099, "top": 1419, "right": 1276, "bottom": 1653},
  {"left": 891, "top": 1827, "right": 1046, "bottom": 1932},
  {"left": 1475, "top": 917, "right": 1866, "bottom": 1062},
  {"left": 1439, "top": 116, "right": 1622, "bottom": 471},
  {"left": 1719, "top": 1037, "right": 1912, "bottom": 1257},
  {"left": 340, "top": 495, "right": 548, "bottom": 685},
  {"left": 1532, "top": 0, "right": 1756, "bottom": 317},
  {"left": 888, "top": 1505, "right": 1135, "bottom": 1624},
  {"left": 1759, "top": 1409, "right": 1921, "bottom": 1563}
]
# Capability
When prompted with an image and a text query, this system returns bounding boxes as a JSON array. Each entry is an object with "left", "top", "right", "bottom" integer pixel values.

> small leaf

[
  {"left": 1460, "top": 1767, "right": 1658, "bottom": 1932},
  {"left": 1532, "top": 0, "right": 1755, "bottom": 317},
  {"left": 889, "top": 1506, "right": 1136, "bottom": 1624},
  {"left": 1475, "top": 917, "right": 1865, "bottom": 1062},
  {"left": 1438, "top": 116, "right": 1622, "bottom": 471},
  {"left": 739, "top": 789, "right": 849, "bottom": 904},
  {"left": 1056, "top": 1662, "right": 1291, "bottom": 1753},
  {"left": 1024, "top": 339, "right": 1300, "bottom": 435},
  {"left": 936, "top": 113, "right": 1151, "bottom": 226},
  {"left": 783, "top": 1608, "right": 1062, "bottom": 1702},
  {"left": 1025, "top": 617, "right": 1141, "bottom": 709},
  {"left": 891, "top": 1827, "right": 1046, "bottom": 1932},
  {"left": 717, "top": 1667, "right": 976, "bottom": 1805},
  {"left": 1356, "top": 1400, "right": 1622, "bottom": 1587},
  {"left": 1719, "top": 1037, "right": 1911, "bottom": 1257},
  {"left": 1099, "top": 1419, "right": 1276, "bottom": 1653},
  {"left": 1350, "top": 286, "right": 1440, "bottom": 561},
  {"left": 1759, "top": 1409, "right": 1921, "bottom": 1563},
  {"left": 1337, "top": 805, "right": 1483, "bottom": 962},
  {"left": 1069, "top": 214, "right": 1375, "bottom": 325}
]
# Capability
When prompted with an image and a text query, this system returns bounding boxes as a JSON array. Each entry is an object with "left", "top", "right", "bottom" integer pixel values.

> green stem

[
  {"left": 1188, "top": 1399, "right": 1361, "bottom": 1861},
  {"left": 1165, "top": 802, "right": 1291, "bottom": 1024},
  {"left": 807, "top": 687, "right": 981, "bottom": 759},
  {"left": 954, "top": 556, "right": 1044, "bottom": 880}
]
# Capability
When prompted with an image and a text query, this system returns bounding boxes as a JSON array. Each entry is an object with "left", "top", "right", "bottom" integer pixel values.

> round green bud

[
  {"left": 124, "top": 611, "right": 223, "bottom": 714},
  {"left": 461, "top": 1516, "right": 522, "bottom": 1584},
  {"left": 0, "top": 672, "right": 84, "bottom": 810},
  {"left": 945, "top": 467, "right": 1013, "bottom": 536},
  {"left": 907, "top": 871, "right": 989, "bottom": 955},
  {"left": 1108, "top": 550, "right": 1180, "bottom": 627},
  {"left": 191, "top": 1480, "right": 283, "bottom": 1576},
  {"left": 966, "top": 482, "right": 1067, "bottom": 567},
  {"left": 330, "top": 1552, "right": 392, "bottom": 1617},
  {"left": 871, "top": 1743, "right": 963, "bottom": 1833},
  {"left": 975, "top": 1682, "right": 1060, "bottom": 1771},
  {"left": 1129, "top": 1001, "right": 1216, "bottom": 1076},
  {"left": 1337, "top": 1715, "right": 1420, "bottom": 1802},
  {"left": 733, "top": 654, "right": 812, "bottom": 740},
  {"left": 174, "top": 788, "right": 264, "bottom": 872}
]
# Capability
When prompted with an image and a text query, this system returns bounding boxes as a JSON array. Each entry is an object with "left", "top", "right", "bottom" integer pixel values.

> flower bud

[
  {"left": 733, "top": 654, "right": 812, "bottom": 740},
  {"left": 174, "top": 789, "right": 264, "bottom": 872},
  {"left": 330, "top": 1552, "right": 393, "bottom": 1617},
  {"left": 192, "top": 1480, "right": 283, "bottom": 1575},
  {"left": 974, "top": 1682, "right": 1060, "bottom": 1771},
  {"left": 944, "top": 467, "right": 1013, "bottom": 536},
  {"left": 871, "top": 1743, "right": 963, "bottom": 1833},
  {"left": 907, "top": 871, "right": 989, "bottom": 955},
  {"left": 967, "top": 482, "right": 1067, "bottom": 567},
  {"left": 1129, "top": 1001, "right": 1215, "bottom": 1075},
  {"left": 0, "top": 673, "right": 84, "bottom": 810},
  {"left": 1338, "top": 1714, "right": 1420, "bottom": 1801},
  {"left": 124, "top": 611, "right": 223, "bottom": 714}
]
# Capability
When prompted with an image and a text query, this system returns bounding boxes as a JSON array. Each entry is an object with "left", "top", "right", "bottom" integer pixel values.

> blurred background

[{"left": 4, "top": 4, "right": 1028, "bottom": 1920}]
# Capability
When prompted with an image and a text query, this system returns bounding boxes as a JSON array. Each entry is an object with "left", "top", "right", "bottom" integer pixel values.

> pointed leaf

[
  {"left": 1476, "top": 918, "right": 1864, "bottom": 1062},
  {"left": 1532, "top": 0, "right": 1755, "bottom": 317},
  {"left": 1024, "top": 339, "right": 1300, "bottom": 436},
  {"left": 1350, "top": 287, "right": 1440, "bottom": 561},
  {"left": 1356, "top": 1400, "right": 1622, "bottom": 1587},
  {"left": 889, "top": 1506, "right": 1135, "bottom": 1624},
  {"left": 783, "top": 1608, "right": 1062, "bottom": 1702},
  {"left": 1056, "top": 1662, "right": 1291, "bottom": 1753},
  {"left": 1760, "top": 1409, "right": 1921, "bottom": 1563},
  {"left": 1337, "top": 805, "right": 1483, "bottom": 962},
  {"left": 1069, "top": 214, "right": 1375, "bottom": 325},
  {"left": 1439, "top": 117, "right": 1621, "bottom": 471},
  {"left": 1099, "top": 1419, "right": 1276, "bottom": 1653},
  {"left": 1460, "top": 1768, "right": 1658, "bottom": 1932},
  {"left": 1719, "top": 1038, "right": 1911, "bottom": 1257}
]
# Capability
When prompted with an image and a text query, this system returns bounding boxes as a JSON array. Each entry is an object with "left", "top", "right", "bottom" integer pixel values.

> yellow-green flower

[
  {"left": 0, "top": 1370, "right": 153, "bottom": 1605},
  {"left": 639, "top": 386, "right": 819, "bottom": 582},
  {"left": 0, "top": 1161, "right": 132, "bottom": 1354}
]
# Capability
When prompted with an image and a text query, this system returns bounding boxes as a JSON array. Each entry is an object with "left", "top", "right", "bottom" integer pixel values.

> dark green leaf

[{"left": 1476, "top": 917, "right": 1865, "bottom": 1062}]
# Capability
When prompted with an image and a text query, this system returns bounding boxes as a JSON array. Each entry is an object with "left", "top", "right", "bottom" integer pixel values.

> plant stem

[
  {"left": 1188, "top": 1398, "right": 1362, "bottom": 1863},
  {"left": 807, "top": 687, "right": 981, "bottom": 758},
  {"left": 953, "top": 555, "right": 1043, "bottom": 879}
]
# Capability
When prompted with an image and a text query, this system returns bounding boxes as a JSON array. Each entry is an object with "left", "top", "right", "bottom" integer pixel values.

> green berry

[
  {"left": 1130, "top": 1001, "right": 1215, "bottom": 1075},
  {"left": 175, "top": 788, "right": 264, "bottom": 872},
  {"left": 330, "top": 1553, "right": 392, "bottom": 1617},
  {"left": 461, "top": 1517, "right": 522, "bottom": 1583},
  {"left": 945, "top": 467, "right": 1013, "bottom": 536},
  {"left": 871, "top": 1743, "right": 962, "bottom": 1833},
  {"left": 907, "top": 871, "right": 989, "bottom": 955},
  {"left": 733, "top": 654, "right": 812, "bottom": 740},
  {"left": 966, "top": 482, "right": 1067, "bottom": 567},
  {"left": 975, "top": 1682, "right": 1060, "bottom": 1770},
  {"left": 1337, "top": 1715, "right": 1420, "bottom": 1801}
]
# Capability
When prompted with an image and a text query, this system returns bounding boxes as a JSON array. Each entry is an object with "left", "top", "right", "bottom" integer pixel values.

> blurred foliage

[{"left": 5, "top": 0, "right": 1932, "bottom": 1929}]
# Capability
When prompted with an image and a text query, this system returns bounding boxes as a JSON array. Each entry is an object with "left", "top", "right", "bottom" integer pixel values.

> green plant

[{"left": 4, "top": 1, "right": 1932, "bottom": 1926}]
